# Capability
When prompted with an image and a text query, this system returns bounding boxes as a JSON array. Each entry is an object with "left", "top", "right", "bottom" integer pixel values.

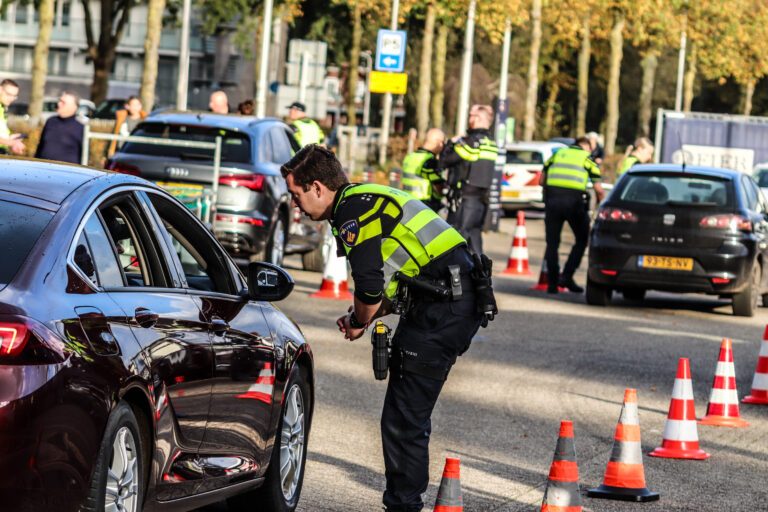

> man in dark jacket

[
  {"left": 35, "top": 92, "right": 84, "bottom": 164},
  {"left": 440, "top": 104, "right": 499, "bottom": 255}
]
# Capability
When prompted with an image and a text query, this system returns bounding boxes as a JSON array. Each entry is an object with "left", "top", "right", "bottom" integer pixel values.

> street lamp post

[
  {"left": 176, "top": 0, "right": 191, "bottom": 110},
  {"left": 361, "top": 51, "right": 372, "bottom": 127},
  {"left": 455, "top": 0, "right": 477, "bottom": 135},
  {"left": 378, "top": 0, "right": 400, "bottom": 166},
  {"left": 256, "top": 0, "right": 274, "bottom": 118}
]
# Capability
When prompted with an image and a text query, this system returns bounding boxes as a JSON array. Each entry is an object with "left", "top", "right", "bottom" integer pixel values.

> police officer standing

[
  {"left": 441, "top": 104, "right": 499, "bottom": 255},
  {"left": 287, "top": 101, "right": 325, "bottom": 147},
  {"left": 617, "top": 137, "right": 654, "bottom": 178},
  {"left": 539, "top": 136, "right": 605, "bottom": 293},
  {"left": 0, "top": 79, "right": 26, "bottom": 155},
  {"left": 401, "top": 128, "right": 446, "bottom": 212},
  {"left": 281, "top": 145, "right": 494, "bottom": 512}
]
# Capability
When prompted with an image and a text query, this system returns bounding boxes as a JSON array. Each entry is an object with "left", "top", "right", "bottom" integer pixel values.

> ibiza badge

[{"left": 339, "top": 219, "right": 359, "bottom": 247}]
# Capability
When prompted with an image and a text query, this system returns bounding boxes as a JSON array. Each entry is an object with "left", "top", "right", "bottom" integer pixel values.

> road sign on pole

[
  {"left": 369, "top": 71, "right": 408, "bottom": 95},
  {"left": 375, "top": 29, "right": 407, "bottom": 72}
]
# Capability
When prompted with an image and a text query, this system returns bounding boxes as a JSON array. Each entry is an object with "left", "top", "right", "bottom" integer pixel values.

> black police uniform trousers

[
  {"left": 544, "top": 190, "right": 590, "bottom": 285},
  {"left": 448, "top": 192, "right": 487, "bottom": 255},
  {"left": 381, "top": 270, "right": 483, "bottom": 511}
]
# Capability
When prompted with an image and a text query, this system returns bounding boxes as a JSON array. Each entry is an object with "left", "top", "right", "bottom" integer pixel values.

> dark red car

[{"left": 0, "top": 158, "right": 313, "bottom": 512}]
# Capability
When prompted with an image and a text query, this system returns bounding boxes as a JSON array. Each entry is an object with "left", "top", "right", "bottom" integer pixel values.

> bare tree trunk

[
  {"left": 636, "top": 49, "right": 658, "bottom": 138},
  {"left": 416, "top": 2, "right": 436, "bottom": 138},
  {"left": 346, "top": 2, "right": 362, "bottom": 126},
  {"left": 83, "top": 0, "right": 132, "bottom": 104},
  {"left": 742, "top": 80, "right": 755, "bottom": 116},
  {"left": 604, "top": 9, "right": 624, "bottom": 156},
  {"left": 523, "top": 0, "right": 542, "bottom": 141},
  {"left": 139, "top": 0, "right": 166, "bottom": 112},
  {"left": 431, "top": 22, "right": 448, "bottom": 131},
  {"left": 683, "top": 42, "right": 697, "bottom": 112},
  {"left": 576, "top": 15, "right": 590, "bottom": 136},
  {"left": 29, "top": 0, "right": 55, "bottom": 124},
  {"left": 542, "top": 61, "right": 560, "bottom": 140}
]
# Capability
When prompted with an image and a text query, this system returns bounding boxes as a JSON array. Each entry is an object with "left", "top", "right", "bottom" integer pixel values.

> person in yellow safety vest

[
  {"left": 617, "top": 137, "right": 654, "bottom": 178},
  {"left": 281, "top": 144, "right": 495, "bottom": 512},
  {"left": 400, "top": 128, "right": 446, "bottom": 212},
  {"left": 0, "top": 79, "right": 26, "bottom": 155},
  {"left": 287, "top": 101, "right": 325, "bottom": 147},
  {"left": 440, "top": 104, "right": 499, "bottom": 255},
  {"left": 539, "top": 136, "right": 605, "bottom": 294}
]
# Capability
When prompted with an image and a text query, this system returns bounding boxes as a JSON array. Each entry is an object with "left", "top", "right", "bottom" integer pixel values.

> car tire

[
  {"left": 253, "top": 213, "right": 287, "bottom": 267},
  {"left": 81, "top": 401, "right": 146, "bottom": 512},
  {"left": 302, "top": 223, "right": 334, "bottom": 272},
  {"left": 622, "top": 288, "right": 646, "bottom": 302},
  {"left": 586, "top": 276, "right": 612, "bottom": 306},
  {"left": 228, "top": 365, "right": 312, "bottom": 512},
  {"left": 733, "top": 263, "right": 760, "bottom": 317}
]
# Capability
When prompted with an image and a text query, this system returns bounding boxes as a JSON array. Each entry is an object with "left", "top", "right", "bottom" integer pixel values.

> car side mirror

[{"left": 247, "top": 261, "right": 294, "bottom": 301}]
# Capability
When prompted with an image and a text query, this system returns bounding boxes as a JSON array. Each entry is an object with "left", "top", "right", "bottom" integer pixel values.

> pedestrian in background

[
  {"left": 287, "top": 101, "right": 325, "bottom": 147},
  {"left": 107, "top": 96, "right": 147, "bottom": 157},
  {"left": 238, "top": 99, "right": 255, "bottom": 115},
  {"left": 539, "top": 136, "right": 605, "bottom": 294},
  {"left": 441, "top": 104, "right": 499, "bottom": 255},
  {"left": 209, "top": 90, "right": 229, "bottom": 114},
  {"left": 586, "top": 131, "right": 604, "bottom": 167},
  {"left": 617, "top": 137, "right": 654, "bottom": 178},
  {"left": 35, "top": 91, "right": 84, "bottom": 164},
  {"left": 0, "top": 79, "right": 26, "bottom": 155},
  {"left": 401, "top": 128, "right": 446, "bottom": 212}
]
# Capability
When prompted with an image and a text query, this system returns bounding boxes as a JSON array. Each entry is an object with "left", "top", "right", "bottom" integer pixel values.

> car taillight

[
  {"left": 215, "top": 214, "right": 264, "bottom": 227},
  {"left": 699, "top": 214, "right": 752, "bottom": 232},
  {"left": 597, "top": 207, "right": 638, "bottom": 222},
  {"left": 0, "top": 316, "right": 66, "bottom": 365},
  {"left": 219, "top": 174, "right": 265, "bottom": 191},
  {"left": 107, "top": 161, "right": 141, "bottom": 176}
]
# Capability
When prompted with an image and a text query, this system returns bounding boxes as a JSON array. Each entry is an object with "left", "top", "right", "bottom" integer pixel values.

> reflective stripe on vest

[
  {"left": 401, "top": 150, "right": 432, "bottom": 200},
  {"left": 292, "top": 118, "right": 325, "bottom": 146},
  {"left": 617, "top": 155, "right": 639, "bottom": 176},
  {"left": 545, "top": 147, "right": 594, "bottom": 191},
  {"left": 335, "top": 184, "right": 466, "bottom": 298},
  {"left": 478, "top": 137, "right": 498, "bottom": 161}
]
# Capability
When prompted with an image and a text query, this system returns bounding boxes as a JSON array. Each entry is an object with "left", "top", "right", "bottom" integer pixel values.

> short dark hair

[
  {"left": 126, "top": 95, "right": 140, "bottom": 103},
  {"left": 281, "top": 144, "right": 348, "bottom": 191},
  {"left": 575, "top": 136, "right": 591, "bottom": 147},
  {"left": 1, "top": 79, "right": 19, "bottom": 89}
]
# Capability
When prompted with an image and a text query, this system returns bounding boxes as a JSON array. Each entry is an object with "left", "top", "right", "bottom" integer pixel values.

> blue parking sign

[{"left": 375, "top": 29, "right": 407, "bottom": 73}]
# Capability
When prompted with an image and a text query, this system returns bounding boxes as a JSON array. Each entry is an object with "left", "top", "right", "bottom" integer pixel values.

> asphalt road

[{"left": 201, "top": 215, "right": 768, "bottom": 512}]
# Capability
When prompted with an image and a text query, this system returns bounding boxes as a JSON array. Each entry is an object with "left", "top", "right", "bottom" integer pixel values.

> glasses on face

[{"left": 1, "top": 88, "right": 19, "bottom": 99}]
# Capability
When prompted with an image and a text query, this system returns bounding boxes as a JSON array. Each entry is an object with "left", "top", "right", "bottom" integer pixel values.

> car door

[
  {"left": 82, "top": 191, "right": 215, "bottom": 498},
  {"left": 743, "top": 176, "right": 768, "bottom": 289},
  {"left": 140, "top": 190, "right": 278, "bottom": 486}
]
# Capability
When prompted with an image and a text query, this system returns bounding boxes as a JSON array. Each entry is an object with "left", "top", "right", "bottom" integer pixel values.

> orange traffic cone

[
  {"left": 531, "top": 254, "right": 565, "bottom": 292},
  {"left": 649, "top": 358, "right": 710, "bottom": 460},
  {"left": 433, "top": 457, "right": 463, "bottom": 512},
  {"left": 310, "top": 252, "right": 353, "bottom": 300},
  {"left": 503, "top": 210, "right": 531, "bottom": 275},
  {"left": 699, "top": 338, "right": 749, "bottom": 427},
  {"left": 236, "top": 362, "right": 274, "bottom": 404},
  {"left": 742, "top": 325, "right": 768, "bottom": 405},
  {"left": 541, "top": 420, "right": 582, "bottom": 512},
  {"left": 587, "top": 389, "right": 659, "bottom": 502}
]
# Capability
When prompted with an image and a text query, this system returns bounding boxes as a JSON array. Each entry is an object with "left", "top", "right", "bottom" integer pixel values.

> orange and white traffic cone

[
  {"left": 503, "top": 210, "right": 531, "bottom": 275},
  {"left": 587, "top": 389, "right": 659, "bottom": 502},
  {"left": 742, "top": 325, "right": 768, "bottom": 405},
  {"left": 541, "top": 420, "right": 582, "bottom": 512},
  {"left": 310, "top": 252, "right": 353, "bottom": 300},
  {"left": 433, "top": 457, "right": 463, "bottom": 512},
  {"left": 532, "top": 256, "right": 565, "bottom": 292},
  {"left": 649, "top": 358, "right": 710, "bottom": 460},
  {"left": 699, "top": 338, "right": 749, "bottom": 427},
  {"left": 236, "top": 362, "right": 274, "bottom": 404}
]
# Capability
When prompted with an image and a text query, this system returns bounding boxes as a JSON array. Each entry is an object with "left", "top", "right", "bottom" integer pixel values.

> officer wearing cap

[
  {"left": 281, "top": 145, "right": 491, "bottom": 512},
  {"left": 287, "top": 101, "right": 325, "bottom": 147}
]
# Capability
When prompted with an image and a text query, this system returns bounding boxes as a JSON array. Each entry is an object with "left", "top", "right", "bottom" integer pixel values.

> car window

[
  {"left": 0, "top": 199, "right": 54, "bottom": 288},
  {"left": 742, "top": 175, "right": 758, "bottom": 210},
  {"left": 80, "top": 213, "right": 124, "bottom": 287},
  {"left": 147, "top": 193, "right": 236, "bottom": 295},
  {"left": 506, "top": 150, "right": 543, "bottom": 165},
  {"left": 285, "top": 128, "right": 300, "bottom": 153},
  {"left": 270, "top": 128, "right": 293, "bottom": 164},
  {"left": 120, "top": 123, "right": 252, "bottom": 164},
  {"left": 618, "top": 174, "right": 733, "bottom": 206},
  {"left": 260, "top": 131, "right": 275, "bottom": 163},
  {"left": 756, "top": 171, "right": 768, "bottom": 188}
]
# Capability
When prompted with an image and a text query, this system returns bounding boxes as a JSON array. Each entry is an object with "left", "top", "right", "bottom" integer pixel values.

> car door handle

[
  {"left": 135, "top": 308, "right": 159, "bottom": 329},
  {"left": 210, "top": 317, "right": 230, "bottom": 336}
]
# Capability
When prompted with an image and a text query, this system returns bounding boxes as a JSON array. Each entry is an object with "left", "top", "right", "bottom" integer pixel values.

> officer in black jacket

[{"left": 440, "top": 104, "right": 499, "bottom": 255}]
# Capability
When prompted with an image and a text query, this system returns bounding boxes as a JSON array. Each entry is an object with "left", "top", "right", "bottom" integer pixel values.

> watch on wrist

[{"left": 348, "top": 311, "right": 366, "bottom": 329}]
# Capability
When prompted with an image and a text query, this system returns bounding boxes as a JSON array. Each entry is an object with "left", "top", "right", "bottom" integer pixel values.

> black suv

[{"left": 107, "top": 112, "right": 324, "bottom": 269}]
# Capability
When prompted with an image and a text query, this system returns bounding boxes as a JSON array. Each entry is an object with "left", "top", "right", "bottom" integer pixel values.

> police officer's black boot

[{"left": 558, "top": 275, "right": 584, "bottom": 293}]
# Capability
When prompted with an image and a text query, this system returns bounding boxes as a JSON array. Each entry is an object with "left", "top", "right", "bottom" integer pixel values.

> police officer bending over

[
  {"left": 281, "top": 145, "right": 496, "bottom": 512},
  {"left": 539, "top": 136, "right": 605, "bottom": 294}
]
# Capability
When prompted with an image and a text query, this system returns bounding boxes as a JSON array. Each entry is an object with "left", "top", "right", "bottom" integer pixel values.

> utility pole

[
  {"left": 176, "top": 0, "right": 191, "bottom": 110},
  {"left": 378, "top": 0, "right": 400, "bottom": 166},
  {"left": 455, "top": 0, "right": 477, "bottom": 135},
  {"left": 256, "top": 0, "right": 274, "bottom": 118},
  {"left": 361, "top": 51, "right": 372, "bottom": 127},
  {"left": 674, "top": 14, "right": 687, "bottom": 112},
  {"left": 499, "top": 18, "right": 511, "bottom": 120}
]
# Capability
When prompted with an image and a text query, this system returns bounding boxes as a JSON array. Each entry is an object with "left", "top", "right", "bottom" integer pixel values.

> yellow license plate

[
  {"left": 638, "top": 255, "right": 694, "bottom": 271},
  {"left": 503, "top": 190, "right": 520, "bottom": 198}
]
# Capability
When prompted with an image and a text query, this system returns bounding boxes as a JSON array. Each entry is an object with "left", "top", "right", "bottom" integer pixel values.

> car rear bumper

[
  {"left": 214, "top": 212, "right": 271, "bottom": 255},
  {"left": 588, "top": 238, "right": 756, "bottom": 295}
]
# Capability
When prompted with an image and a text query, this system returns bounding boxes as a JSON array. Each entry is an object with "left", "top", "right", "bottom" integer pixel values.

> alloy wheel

[
  {"left": 271, "top": 219, "right": 286, "bottom": 265},
  {"left": 105, "top": 426, "right": 139, "bottom": 512},
  {"left": 279, "top": 383, "right": 305, "bottom": 501}
]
